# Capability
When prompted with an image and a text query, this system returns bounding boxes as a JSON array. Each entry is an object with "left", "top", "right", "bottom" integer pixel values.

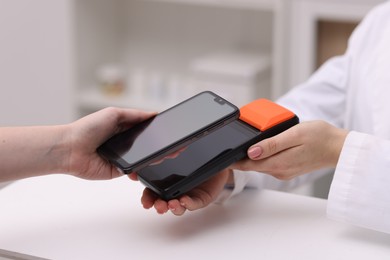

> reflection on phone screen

[{"left": 138, "top": 120, "right": 259, "bottom": 191}]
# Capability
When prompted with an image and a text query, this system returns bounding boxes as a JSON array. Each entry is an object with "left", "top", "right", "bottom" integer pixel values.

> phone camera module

[{"left": 214, "top": 97, "right": 226, "bottom": 105}]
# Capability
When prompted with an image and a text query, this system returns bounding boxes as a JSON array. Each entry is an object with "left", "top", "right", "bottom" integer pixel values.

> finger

[
  {"left": 141, "top": 188, "right": 159, "bottom": 209},
  {"left": 154, "top": 199, "right": 169, "bottom": 214},
  {"left": 128, "top": 172, "right": 138, "bottom": 181},
  {"left": 248, "top": 127, "right": 300, "bottom": 160},
  {"left": 122, "top": 109, "right": 156, "bottom": 123},
  {"left": 168, "top": 200, "right": 187, "bottom": 216},
  {"left": 117, "top": 109, "right": 157, "bottom": 131},
  {"left": 232, "top": 147, "right": 305, "bottom": 180},
  {"left": 179, "top": 192, "right": 211, "bottom": 211}
]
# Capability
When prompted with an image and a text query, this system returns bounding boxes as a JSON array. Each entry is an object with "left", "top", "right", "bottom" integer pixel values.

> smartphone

[
  {"left": 137, "top": 99, "right": 299, "bottom": 200},
  {"left": 98, "top": 91, "right": 239, "bottom": 173}
]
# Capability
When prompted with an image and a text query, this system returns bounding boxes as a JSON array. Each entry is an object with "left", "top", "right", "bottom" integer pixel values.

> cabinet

[
  {"left": 72, "top": 0, "right": 386, "bottom": 117},
  {"left": 73, "top": 0, "right": 285, "bottom": 115},
  {"left": 287, "top": 0, "right": 385, "bottom": 88}
]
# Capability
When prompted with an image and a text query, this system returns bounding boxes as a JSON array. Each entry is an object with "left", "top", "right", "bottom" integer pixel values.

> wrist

[
  {"left": 0, "top": 125, "right": 71, "bottom": 181},
  {"left": 328, "top": 127, "right": 349, "bottom": 167},
  {"left": 48, "top": 124, "right": 72, "bottom": 174}
]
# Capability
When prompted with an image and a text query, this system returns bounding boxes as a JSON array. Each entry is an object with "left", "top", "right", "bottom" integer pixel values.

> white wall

[{"left": 0, "top": 0, "right": 75, "bottom": 126}]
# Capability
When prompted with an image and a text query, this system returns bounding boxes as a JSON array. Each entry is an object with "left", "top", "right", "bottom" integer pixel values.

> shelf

[
  {"left": 74, "top": 0, "right": 275, "bottom": 115},
  {"left": 144, "top": 0, "right": 276, "bottom": 11}
]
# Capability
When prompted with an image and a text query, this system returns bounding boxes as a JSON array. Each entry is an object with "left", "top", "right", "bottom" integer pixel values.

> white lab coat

[{"left": 231, "top": 1, "right": 390, "bottom": 234}]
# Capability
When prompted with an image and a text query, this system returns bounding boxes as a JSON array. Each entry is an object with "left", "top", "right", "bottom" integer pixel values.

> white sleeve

[
  {"left": 276, "top": 0, "right": 385, "bottom": 128},
  {"left": 327, "top": 131, "right": 390, "bottom": 234},
  {"left": 277, "top": 54, "right": 349, "bottom": 128},
  {"left": 216, "top": 168, "right": 330, "bottom": 203}
]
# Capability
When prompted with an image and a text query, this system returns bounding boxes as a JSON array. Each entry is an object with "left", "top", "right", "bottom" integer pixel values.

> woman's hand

[
  {"left": 66, "top": 107, "right": 156, "bottom": 180},
  {"left": 232, "top": 120, "right": 348, "bottom": 180}
]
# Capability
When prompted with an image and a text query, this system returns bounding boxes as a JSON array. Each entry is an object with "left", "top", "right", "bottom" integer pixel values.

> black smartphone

[
  {"left": 98, "top": 91, "right": 239, "bottom": 173},
  {"left": 137, "top": 115, "right": 299, "bottom": 200}
]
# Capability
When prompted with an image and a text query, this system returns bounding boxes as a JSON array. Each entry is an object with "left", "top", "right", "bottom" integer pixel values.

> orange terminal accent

[{"left": 239, "top": 99, "right": 295, "bottom": 131}]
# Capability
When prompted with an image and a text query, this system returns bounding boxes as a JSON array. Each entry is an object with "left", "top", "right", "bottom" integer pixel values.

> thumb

[
  {"left": 247, "top": 129, "right": 299, "bottom": 160},
  {"left": 247, "top": 139, "right": 276, "bottom": 160}
]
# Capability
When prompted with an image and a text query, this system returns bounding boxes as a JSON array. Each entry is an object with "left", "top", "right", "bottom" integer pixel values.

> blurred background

[{"left": 0, "top": 0, "right": 385, "bottom": 195}]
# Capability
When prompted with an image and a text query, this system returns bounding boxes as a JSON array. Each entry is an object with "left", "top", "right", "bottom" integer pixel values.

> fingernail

[{"left": 248, "top": 146, "right": 262, "bottom": 159}]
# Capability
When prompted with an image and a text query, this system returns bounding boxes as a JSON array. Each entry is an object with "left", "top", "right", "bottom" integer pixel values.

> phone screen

[
  {"left": 137, "top": 120, "right": 259, "bottom": 191},
  {"left": 98, "top": 91, "right": 238, "bottom": 171}
]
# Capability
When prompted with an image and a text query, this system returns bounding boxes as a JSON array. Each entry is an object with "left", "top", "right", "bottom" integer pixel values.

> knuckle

[
  {"left": 289, "top": 125, "right": 302, "bottom": 140},
  {"left": 267, "top": 139, "right": 278, "bottom": 154},
  {"left": 269, "top": 162, "right": 295, "bottom": 180}
]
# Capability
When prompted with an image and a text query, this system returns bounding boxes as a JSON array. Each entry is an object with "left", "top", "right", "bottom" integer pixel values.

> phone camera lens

[{"left": 214, "top": 97, "right": 226, "bottom": 105}]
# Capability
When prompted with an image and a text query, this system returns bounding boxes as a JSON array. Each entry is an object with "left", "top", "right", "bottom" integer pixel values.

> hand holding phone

[{"left": 98, "top": 91, "right": 239, "bottom": 173}]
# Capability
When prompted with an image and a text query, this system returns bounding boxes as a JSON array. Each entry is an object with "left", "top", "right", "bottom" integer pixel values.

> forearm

[{"left": 0, "top": 125, "right": 69, "bottom": 182}]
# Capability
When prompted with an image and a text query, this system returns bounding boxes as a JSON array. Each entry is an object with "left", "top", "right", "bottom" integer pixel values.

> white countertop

[{"left": 0, "top": 175, "right": 389, "bottom": 260}]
